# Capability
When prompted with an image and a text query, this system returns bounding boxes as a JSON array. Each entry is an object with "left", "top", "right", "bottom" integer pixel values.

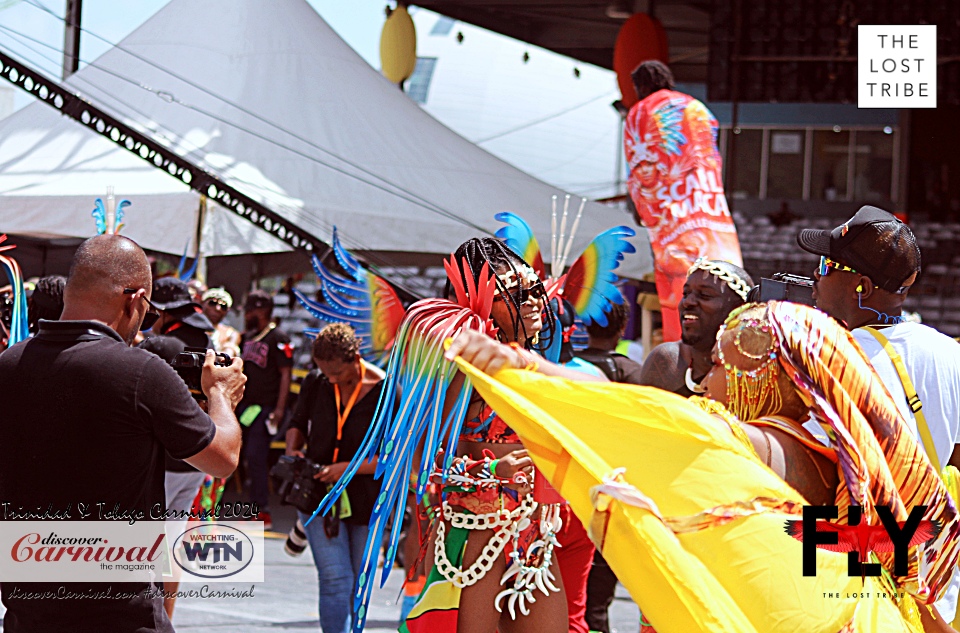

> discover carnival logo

[
  {"left": 11, "top": 531, "right": 164, "bottom": 567},
  {"left": 0, "top": 521, "right": 263, "bottom": 582}
]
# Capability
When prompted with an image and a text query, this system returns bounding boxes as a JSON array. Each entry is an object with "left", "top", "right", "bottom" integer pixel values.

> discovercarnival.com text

[{"left": 5, "top": 584, "right": 256, "bottom": 600}]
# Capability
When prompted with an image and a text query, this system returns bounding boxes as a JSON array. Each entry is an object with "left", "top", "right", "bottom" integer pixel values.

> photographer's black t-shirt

[
  {"left": 289, "top": 369, "right": 384, "bottom": 525},
  {"left": 0, "top": 320, "right": 216, "bottom": 633}
]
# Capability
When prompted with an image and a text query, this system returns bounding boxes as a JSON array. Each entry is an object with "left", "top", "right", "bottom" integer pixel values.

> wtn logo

[
  {"left": 784, "top": 505, "right": 940, "bottom": 578},
  {"left": 180, "top": 541, "right": 243, "bottom": 564},
  {"left": 173, "top": 524, "right": 256, "bottom": 579}
]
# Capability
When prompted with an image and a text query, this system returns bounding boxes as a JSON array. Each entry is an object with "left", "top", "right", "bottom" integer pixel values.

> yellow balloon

[{"left": 380, "top": 6, "right": 417, "bottom": 84}]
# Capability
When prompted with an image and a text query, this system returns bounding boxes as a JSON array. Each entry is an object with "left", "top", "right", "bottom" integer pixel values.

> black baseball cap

[
  {"left": 244, "top": 289, "right": 273, "bottom": 311},
  {"left": 176, "top": 308, "right": 215, "bottom": 332},
  {"left": 152, "top": 277, "right": 200, "bottom": 311},
  {"left": 796, "top": 205, "right": 921, "bottom": 294},
  {"left": 151, "top": 277, "right": 214, "bottom": 331}
]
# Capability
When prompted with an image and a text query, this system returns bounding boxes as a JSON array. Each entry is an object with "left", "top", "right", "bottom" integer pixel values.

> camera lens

[{"left": 284, "top": 518, "right": 308, "bottom": 557}]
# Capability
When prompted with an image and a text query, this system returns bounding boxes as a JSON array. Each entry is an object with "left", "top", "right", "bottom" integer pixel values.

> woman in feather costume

[
  {"left": 445, "top": 300, "right": 960, "bottom": 633},
  {"left": 312, "top": 236, "right": 610, "bottom": 633},
  {"left": 294, "top": 215, "right": 636, "bottom": 632},
  {"left": 409, "top": 237, "right": 571, "bottom": 633}
]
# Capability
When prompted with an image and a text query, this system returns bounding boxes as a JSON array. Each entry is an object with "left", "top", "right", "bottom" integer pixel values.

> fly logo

[{"left": 784, "top": 505, "right": 941, "bottom": 579}]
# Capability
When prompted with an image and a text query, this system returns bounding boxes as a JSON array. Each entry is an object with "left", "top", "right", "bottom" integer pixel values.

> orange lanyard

[{"left": 332, "top": 361, "right": 365, "bottom": 463}]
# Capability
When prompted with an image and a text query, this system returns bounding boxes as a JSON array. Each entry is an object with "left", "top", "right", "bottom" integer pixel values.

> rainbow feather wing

[
  {"left": 115, "top": 199, "right": 130, "bottom": 230},
  {"left": 294, "top": 228, "right": 403, "bottom": 366},
  {"left": 309, "top": 258, "right": 497, "bottom": 633},
  {"left": 563, "top": 226, "right": 636, "bottom": 326},
  {"left": 495, "top": 211, "right": 545, "bottom": 278},
  {"left": 177, "top": 239, "right": 198, "bottom": 281},
  {"left": 367, "top": 273, "right": 405, "bottom": 356},
  {"left": 90, "top": 198, "right": 131, "bottom": 235},
  {"left": 332, "top": 226, "right": 362, "bottom": 278}
]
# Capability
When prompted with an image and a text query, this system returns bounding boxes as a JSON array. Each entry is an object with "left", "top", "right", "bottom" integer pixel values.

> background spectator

[
  {"left": 238, "top": 289, "right": 293, "bottom": 529},
  {"left": 203, "top": 287, "right": 241, "bottom": 357},
  {"left": 27, "top": 274, "right": 65, "bottom": 334},
  {"left": 150, "top": 277, "right": 215, "bottom": 349}
]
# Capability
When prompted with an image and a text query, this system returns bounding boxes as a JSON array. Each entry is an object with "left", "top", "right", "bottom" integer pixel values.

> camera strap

[{"left": 332, "top": 360, "right": 367, "bottom": 463}]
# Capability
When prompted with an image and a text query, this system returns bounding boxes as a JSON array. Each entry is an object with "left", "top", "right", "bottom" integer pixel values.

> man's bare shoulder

[{"left": 639, "top": 342, "right": 686, "bottom": 392}]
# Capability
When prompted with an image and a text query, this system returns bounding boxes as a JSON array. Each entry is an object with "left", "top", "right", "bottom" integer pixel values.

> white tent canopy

[{"left": 0, "top": 0, "right": 652, "bottom": 278}]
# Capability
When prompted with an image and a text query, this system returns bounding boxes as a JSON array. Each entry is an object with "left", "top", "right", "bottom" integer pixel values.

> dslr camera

[
  {"left": 749, "top": 273, "right": 815, "bottom": 307},
  {"left": 171, "top": 346, "right": 232, "bottom": 401},
  {"left": 270, "top": 455, "right": 325, "bottom": 515}
]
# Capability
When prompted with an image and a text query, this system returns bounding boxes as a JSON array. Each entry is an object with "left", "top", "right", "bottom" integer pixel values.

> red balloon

[{"left": 613, "top": 14, "right": 669, "bottom": 109}]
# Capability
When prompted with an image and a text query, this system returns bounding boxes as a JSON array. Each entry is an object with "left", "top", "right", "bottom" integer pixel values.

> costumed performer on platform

[
  {"left": 624, "top": 60, "right": 742, "bottom": 342},
  {"left": 444, "top": 301, "right": 960, "bottom": 633}
]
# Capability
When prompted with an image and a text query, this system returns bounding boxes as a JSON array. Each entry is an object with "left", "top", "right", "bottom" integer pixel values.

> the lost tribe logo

[
  {"left": 858, "top": 25, "right": 936, "bottom": 108},
  {"left": 784, "top": 505, "right": 941, "bottom": 578},
  {"left": 173, "top": 524, "right": 254, "bottom": 579}
]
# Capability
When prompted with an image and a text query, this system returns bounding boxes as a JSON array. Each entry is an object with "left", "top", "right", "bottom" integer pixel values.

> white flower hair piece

[{"left": 687, "top": 258, "right": 752, "bottom": 302}]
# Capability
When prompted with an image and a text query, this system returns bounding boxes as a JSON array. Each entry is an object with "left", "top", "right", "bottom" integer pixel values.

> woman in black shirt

[{"left": 285, "top": 323, "right": 384, "bottom": 633}]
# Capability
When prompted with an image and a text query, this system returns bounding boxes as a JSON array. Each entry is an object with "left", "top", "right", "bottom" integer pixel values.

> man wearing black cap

[
  {"left": 149, "top": 277, "right": 215, "bottom": 349},
  {"left": 143, "top": 278, "right": 218, "bottom": 575},
  {"left": 237, "top": 289, "right": 293, "bottom": 529},
  {"left": 798, "top": 205, "right": 960, "bottom": 625}
]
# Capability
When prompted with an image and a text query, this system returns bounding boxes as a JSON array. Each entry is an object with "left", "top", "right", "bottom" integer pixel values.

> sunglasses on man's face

[
  {"left": 124, "top": 288, "right": 161, "bottom": 331},
  {"left": 206, "top": 300, "right": 229, "bottom": 311},
  {"left": 496, "top": 281, "right": 546, "bottom": 305},
  {"left": 817, "top": 256, "right": 859, "bottom": 278}
]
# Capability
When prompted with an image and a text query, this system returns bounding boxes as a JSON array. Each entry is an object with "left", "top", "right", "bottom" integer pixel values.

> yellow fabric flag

[{"left": 455, "top": 359, "right": 919, "bottom": 633}]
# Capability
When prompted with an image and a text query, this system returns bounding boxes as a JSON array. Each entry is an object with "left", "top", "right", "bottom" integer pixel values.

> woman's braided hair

[{"left": 445, "top": 237, "right": 557, "bottom": 351}]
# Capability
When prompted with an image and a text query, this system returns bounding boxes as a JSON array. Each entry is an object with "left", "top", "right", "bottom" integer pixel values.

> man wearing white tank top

[{"left": 800, "top": 205, "right": 960, "bottom": 630}]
